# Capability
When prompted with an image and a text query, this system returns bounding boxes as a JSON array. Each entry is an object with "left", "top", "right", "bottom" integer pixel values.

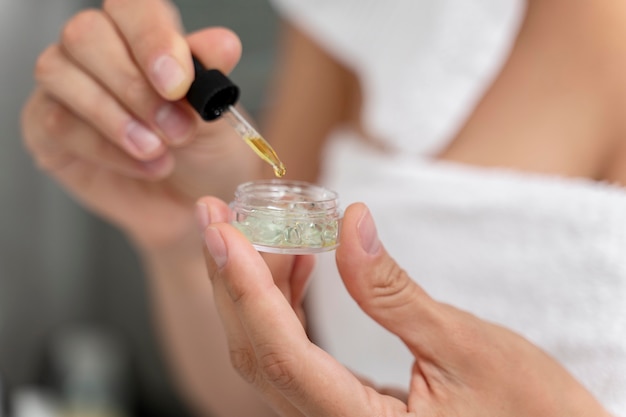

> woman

[{"left": 21, "top": 0, "right": 625, "bottom": 414}]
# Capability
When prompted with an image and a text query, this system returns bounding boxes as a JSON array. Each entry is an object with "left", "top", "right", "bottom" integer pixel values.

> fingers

[
  {"left": 22, "top": 90, "right": 174, "bottom": 180},
  {"left": 196, "top": 194, "right": 314, "bottom": 336},
  {"left": 103, "top": 0, "right": 192, "bottom": 100},
  {"left": 187, "top": 27, "right": 242, "bottom": 74},
  {"left": 36, "top": 42, "right": 169, "bottom": 161},
  {"left": 101, "top": 1, "right": 240, "bottom": 97},
  {"left": 196, "top": 197, "right": 306, "bottom": 416},
  {"left": 27, "top": 0, "right": 244, "bottom": 184},
  {"left": 198, "top": 201, "right": 611, "bottom": 417},
  {"left": 198, "top": 209, "right": 382, "bottom": 416},
  {"left": 335, "top": 203, "right": 449, "bottom": 356},
  {"left": 195, "top": 196, "right": 232, "bottom": 229},
  {"left": 196, "top": 195, "right": 315, "bottom": 323},
  {"left": 60, "top": 9, "right": 197, "bottom": 147},
  {"left": 261, "top": 253, "right": 315, "bottom": 326},
  {"left": 286, "top": 255, "right": 316, "bottom": 311}
]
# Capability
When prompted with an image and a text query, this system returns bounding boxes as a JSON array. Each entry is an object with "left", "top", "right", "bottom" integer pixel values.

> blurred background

[{"left": 0, "top": 0, "right": 279, "bottom": 415}]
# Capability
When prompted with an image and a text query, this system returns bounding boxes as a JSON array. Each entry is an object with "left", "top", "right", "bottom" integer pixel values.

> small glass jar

[{"left": 230, "top": 179, "right": 342, "bottom": 254}]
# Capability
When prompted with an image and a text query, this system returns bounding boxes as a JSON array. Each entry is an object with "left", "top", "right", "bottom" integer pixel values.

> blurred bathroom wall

[{"left": 0, "top": 0, "right": 279, "bottom": 416}]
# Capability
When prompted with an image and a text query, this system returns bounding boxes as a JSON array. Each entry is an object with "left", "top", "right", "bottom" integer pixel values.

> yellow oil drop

[{"left": 244, "top": 136, "right": 287, "bottom": 178}]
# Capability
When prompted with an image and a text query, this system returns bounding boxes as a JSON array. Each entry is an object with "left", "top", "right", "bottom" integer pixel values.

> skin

[
  {"left": 439, "top": 0, "right": 626, "bottom": 180},
  {"left": 20, "top": 0, "right": 626, "bottom": 415},
  {"left": 199, "top": 198, "right": 612, "bottom": 417},
  {"left": 22, "top": 2, "right": 275, "bottom": 415}
]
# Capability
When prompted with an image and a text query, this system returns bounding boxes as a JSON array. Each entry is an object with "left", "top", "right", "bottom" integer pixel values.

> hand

[
  {"left": 21, "top": 0, "right": 260, "bottom": 252},
  {"left": 200, "top": 201, "right": 611, "bottom": 417},
  {"left": 196, "top": 196, "right": 315, "bottom": 329}
]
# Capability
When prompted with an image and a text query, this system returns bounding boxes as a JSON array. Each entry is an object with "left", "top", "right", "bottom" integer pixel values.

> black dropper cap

[{"left": 186, "top": 56, "right": 240, "bottom": 121}]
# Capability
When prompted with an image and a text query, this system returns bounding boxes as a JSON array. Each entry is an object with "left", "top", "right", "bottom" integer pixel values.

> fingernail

[
  {"left": 152, "top": 54, "right": 186, "bottom": 96},
  {"left": 156, "top": 103, "right": 193, "bottom": 145},
  {"left": 195, "top": 202, "right": 210, "bottom": 231},
  {"left": 205, "top": 226, "right": 228, "bottom": 269},
  {"left": 357, "top": 208, "right": 381, "bottom": 255},
  {"left": 126, "top": 121, "right": 162, "bottom": 157}
]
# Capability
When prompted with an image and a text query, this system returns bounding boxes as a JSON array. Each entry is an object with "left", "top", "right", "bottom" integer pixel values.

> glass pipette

[
  {"left": 186, "top": 57, "right": 286, "bottom": 177},
  {"left": 221, "top": 106, "right": 286, "bottom": 178}
]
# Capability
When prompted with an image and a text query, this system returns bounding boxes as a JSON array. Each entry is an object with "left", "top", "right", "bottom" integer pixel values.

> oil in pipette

[
  {"left": 222, "top": 105, "right": 286, "bottom": 178},
  {"left": 243, "top": 136, "right": 286, "bottom": 178}
]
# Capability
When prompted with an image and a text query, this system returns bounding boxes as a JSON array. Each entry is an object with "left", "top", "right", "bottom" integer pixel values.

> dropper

[{"left": 186, "top": 57, "right": 286, "bottom": 178}]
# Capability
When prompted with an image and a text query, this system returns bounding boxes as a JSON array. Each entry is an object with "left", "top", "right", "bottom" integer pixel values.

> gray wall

[{"left": 0, "top": 1, "right": 279, "bottom": 415}]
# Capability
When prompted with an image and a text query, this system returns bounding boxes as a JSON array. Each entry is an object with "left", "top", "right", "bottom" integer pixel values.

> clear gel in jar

[{"left": 230, "top": 180, "right": 342, "bottom": 254}]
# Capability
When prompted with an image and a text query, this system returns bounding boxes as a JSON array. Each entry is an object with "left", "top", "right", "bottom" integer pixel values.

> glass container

[{"left": 230, "top": 180, "right": 342, "bottom": 254}]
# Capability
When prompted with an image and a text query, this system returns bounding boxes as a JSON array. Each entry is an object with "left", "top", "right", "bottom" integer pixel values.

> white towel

[
  {"left": 309, "top": 132, "right": 626, "bottom": 415},
  {"left": 270, "top": 0, "right": 525, "bottom": 156}
]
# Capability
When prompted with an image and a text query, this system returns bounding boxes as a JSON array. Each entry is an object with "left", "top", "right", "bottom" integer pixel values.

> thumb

[
  {"left": 187, "top": 27, "right": 242, "bottom": 75},
  {"left": 336, "top": 203, "right": 446, "bottom": 354}
]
